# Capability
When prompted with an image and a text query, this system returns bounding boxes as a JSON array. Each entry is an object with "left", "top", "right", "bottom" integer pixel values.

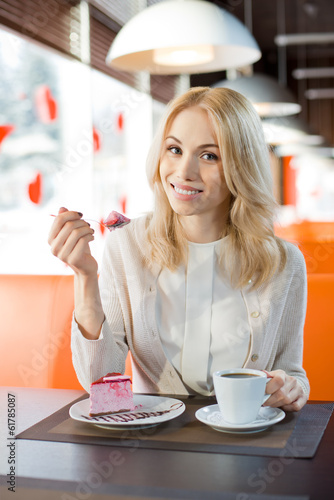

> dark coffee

[{"left": 220, "top": 373, "right": 260, "bottom": 379}]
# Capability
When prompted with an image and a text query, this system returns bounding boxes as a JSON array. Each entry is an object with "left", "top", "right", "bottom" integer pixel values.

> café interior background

[{"left": 1, "top": 0, "right": 334, "bottom": 274}]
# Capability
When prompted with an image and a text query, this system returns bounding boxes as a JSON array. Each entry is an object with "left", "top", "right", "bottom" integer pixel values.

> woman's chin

[{"left": 169, "top": 203, "right": 198, "bottom": 218}]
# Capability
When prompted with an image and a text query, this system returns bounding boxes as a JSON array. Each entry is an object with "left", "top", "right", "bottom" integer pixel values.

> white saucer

[
  {"left": 70, "top": 395, "right": 185, "bottom": 430},
  {"left": 195, "top": 405, "right": 285, "bottom": 434}
]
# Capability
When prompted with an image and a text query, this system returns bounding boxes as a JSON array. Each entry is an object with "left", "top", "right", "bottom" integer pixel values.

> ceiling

[{"left": 190, "top": 0, "right": 334, "bottom": 146}]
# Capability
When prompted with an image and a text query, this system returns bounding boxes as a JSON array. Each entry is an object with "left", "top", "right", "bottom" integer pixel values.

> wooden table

[{"left": 0, "top": 387, "right": 334, "bottom": 499}]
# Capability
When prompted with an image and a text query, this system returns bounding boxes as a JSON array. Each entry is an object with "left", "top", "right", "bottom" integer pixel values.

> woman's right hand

[{"left": 48, "top": 207, "right": 98, "bottom": 276}]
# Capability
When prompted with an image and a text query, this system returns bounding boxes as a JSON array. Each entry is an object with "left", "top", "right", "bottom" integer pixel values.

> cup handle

[{"left": 263, "top": 377, "right": 271, "bottom": 403}]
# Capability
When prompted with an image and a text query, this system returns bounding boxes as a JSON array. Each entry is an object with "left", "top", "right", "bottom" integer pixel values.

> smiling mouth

[{"left": 171, "top": 183, "right": 202, "bottom": 195}]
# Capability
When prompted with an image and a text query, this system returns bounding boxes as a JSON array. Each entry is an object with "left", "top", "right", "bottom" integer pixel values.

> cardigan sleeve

[
  {"left": 269, "top": 243, "right": 310, "bottom": 397},
  {"left": 71, "top": 234, "right": 129, "bottom": 393}
]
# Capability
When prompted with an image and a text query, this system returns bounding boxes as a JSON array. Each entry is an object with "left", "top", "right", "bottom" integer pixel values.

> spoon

[
  {"left": 50, "top": 214, "right": 105, "bottom": 228},
  {"left": 50, "top": 211, "right": 130, "bottom": 231}
]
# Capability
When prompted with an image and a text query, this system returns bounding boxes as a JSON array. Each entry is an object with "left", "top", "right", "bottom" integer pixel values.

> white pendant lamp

[
  {"left": 212, "top": 73, "right": 301, "bottom": 117},
  {"left": 106, "top": 0, "right": 261, "bottom": 75},
  {"left": 211, "top": 0, "right": 300, "bottom": 118},
  {"left": 262, "top": 115, "right": 324, "bottom": 146}
]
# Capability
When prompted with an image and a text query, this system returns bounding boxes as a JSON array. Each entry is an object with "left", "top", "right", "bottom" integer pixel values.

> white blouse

[{"left": 156, "top": 239, "right": 251, "bottom": 395}]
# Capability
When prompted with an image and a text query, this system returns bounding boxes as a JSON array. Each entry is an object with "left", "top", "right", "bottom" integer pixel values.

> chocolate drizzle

[{"left": 82, "top": 402, "right": 183, "bottom": 423}]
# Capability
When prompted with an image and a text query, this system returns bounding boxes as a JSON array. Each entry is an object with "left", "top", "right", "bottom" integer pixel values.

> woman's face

[{"left": 159, "top": 105, "right": 231, "bottom": 224}]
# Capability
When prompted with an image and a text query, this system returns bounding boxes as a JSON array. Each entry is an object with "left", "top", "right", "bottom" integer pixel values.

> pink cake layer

[
  {"left": 89, "top": 378, "right": 135, "bottom": 417},
  {"left": 103, "top": 211, "right": 130, "bottom": 231}
]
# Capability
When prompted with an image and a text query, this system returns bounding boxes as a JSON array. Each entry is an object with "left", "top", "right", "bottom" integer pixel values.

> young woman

[{"left": 48, "top": 87, "right": 309, "bottom": 412}]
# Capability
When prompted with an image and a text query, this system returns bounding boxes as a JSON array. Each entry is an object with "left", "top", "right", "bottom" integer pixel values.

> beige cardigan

[{"left": 71, "top": 216, "right": 310, "bottom": 396}]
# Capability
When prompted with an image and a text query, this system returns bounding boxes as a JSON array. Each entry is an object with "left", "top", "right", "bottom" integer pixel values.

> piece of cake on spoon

[{"left": 103, "top": 211, "right": 130, "bottom": 231}]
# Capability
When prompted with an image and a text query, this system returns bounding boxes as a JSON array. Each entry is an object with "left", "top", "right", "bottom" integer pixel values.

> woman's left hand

[{"left": 263, "top": 369, "right": 307, "bottom": 412}]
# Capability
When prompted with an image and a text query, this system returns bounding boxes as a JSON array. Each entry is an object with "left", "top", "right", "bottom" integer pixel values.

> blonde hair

[{"left": 145, "top": 86, "right": 286, "bottom": 289}]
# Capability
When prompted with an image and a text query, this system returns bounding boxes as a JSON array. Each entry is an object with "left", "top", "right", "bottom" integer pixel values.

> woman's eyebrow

[
  {"left": 198, "top": 143, "right": 219, "bottom": 149},
  {"left": 165, "top": 135, "right": 182, "bottom": 143},
  {"left": 165, "top": 135, "right": 219, "bottom": 148}
]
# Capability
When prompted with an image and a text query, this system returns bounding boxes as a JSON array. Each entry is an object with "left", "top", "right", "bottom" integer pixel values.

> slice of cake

[
  {"left": 103, "top": 211, "right": 130, "bottom": 231},
  {"left": 89, "top": 373, "right": 135, "bottom": 417}
]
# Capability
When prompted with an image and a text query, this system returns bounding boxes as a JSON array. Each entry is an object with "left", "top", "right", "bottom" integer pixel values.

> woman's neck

[{"left": 180, "top": 214, "right": 228, "bottom": 244}]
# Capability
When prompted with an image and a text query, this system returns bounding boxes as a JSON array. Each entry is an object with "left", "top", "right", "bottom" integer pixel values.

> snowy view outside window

[{"left": 0, "top": 28, "right": 163, "bottom": 274}]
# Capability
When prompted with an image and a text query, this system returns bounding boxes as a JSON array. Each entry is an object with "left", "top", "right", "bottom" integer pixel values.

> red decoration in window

[
  {"left": 117, "top": 112, "right": 124, "bottom": 133},
  {"left": 93, "top": 127, "right": 102, "bottom": 153},
  {"left": 99, "top": 217, "right": 106, "bottom": 235},
  {"left": 0, "top": 125, "right": 15, "bottom": 149},
  {"left": 28, "top": 172, "right": 43, "bottom": 205},
  {"left": 35, "top": 85, "right": 58, "bottom": 123},
  {"left": 119, "top": 195, "right": 127, "bottom": 215}
]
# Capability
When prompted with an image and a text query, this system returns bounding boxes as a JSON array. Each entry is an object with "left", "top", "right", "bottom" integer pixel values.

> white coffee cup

[{"left": 213, "top": 368, "right": 271, "bottom": 425}]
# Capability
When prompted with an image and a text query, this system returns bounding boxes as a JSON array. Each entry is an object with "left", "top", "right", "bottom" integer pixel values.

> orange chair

[
  {"left": 275, "top": 220, "right": 334, "bottom": 241},
  {"left": 304, "top": 274, "right": 334, "bottom": 401},
  {"left": 0, "top": 274, "right": 132, "bottom": 389},
  {"left": 275, "top": 222, "right": 334, "bottom": 274},
  {"left": 299, "top": 241, "right": 334, "bottom": 274}
]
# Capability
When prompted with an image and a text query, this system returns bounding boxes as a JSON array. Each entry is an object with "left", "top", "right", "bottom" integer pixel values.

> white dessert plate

[
  {"left": 69, "top": 395, "right": 186, "bottom": 430},
  {"left": 195, "top": 405, "right": 285, "bottom": 434}
]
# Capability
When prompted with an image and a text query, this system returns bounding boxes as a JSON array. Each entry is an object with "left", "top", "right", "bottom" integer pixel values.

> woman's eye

[
  {"left": 202, "top": 152, "right": 218, "bottom": 161},
  {"left": 168, "top": 146, "right": 182, "bottom": 155}
]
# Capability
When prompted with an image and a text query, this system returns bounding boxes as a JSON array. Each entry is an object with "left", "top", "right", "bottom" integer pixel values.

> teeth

[{"left": 173, "top": 185, "right": 200, "bottom": 195}]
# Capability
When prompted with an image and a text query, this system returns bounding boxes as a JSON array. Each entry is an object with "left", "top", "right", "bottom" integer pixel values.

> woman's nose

[{"left": 177, "top": 154, "right": 197, "bottom": 180}]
